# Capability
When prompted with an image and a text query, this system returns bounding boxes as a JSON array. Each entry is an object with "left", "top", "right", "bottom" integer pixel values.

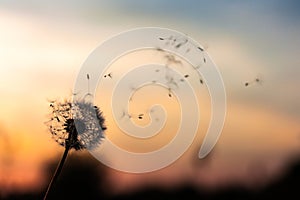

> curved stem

[{"left": 43, "top": 145, "right": 70, "bottom": 200}]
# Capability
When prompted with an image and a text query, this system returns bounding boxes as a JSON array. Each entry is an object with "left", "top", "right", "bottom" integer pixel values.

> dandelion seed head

[{"left": 46, "top": 99, "right": 106, "bottom": 150}]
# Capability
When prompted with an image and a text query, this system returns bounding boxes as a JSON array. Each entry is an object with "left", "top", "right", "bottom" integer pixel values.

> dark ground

[{"left": 3, "top": 152, "right": 300, "bottom": 200}]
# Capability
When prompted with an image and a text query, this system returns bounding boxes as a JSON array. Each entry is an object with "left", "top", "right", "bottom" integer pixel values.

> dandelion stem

[{"left": 43, "top": 145, "right": 70, "bottom": 200}]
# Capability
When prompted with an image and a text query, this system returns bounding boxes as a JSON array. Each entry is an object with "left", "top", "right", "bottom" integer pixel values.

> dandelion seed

[
  {"left": 104, "top": 73, "right": 112, "bottom": 78},
  {"left": 120, "top": 110, "right": 126, "bottom": 119},
  {"left": 164, "top": 54, "right": 182, "bottom": 65},
  {"left": 120, "top": 109, "right": 135, "bottom": 120},
  {"left": 159, "top": 35, "right": 178, "bottom": 46},
  {"left": 159, "top": 36, "right": 173, "bottom": 42},
  {"left": 244, "top": 75, "right": 263, "bottom": 87},
  {"left": 155, "top": 47, "right": 165, "bottom": 52},
  {"left": 197, "top": 46, "right": 204, "bottom": 51},
  {"left": 138, "top": 114, "right": 144, "bottom": 119},
  {"left": 55, "top": 116, "right": 60, "bottom": 122},
  {"left": 167, "top": 88, "right": 172, "bottom": 97},
  {"left": 175, "top": 38, "right": 188, "bottom": 49},
  {"left": 193, "top": 65, "right": 201, "bottom": 70}
]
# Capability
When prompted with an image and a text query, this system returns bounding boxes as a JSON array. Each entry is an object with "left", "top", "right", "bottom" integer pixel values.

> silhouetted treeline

[{"left": 2, "top": 152, "right": 300, "bottom": 200}]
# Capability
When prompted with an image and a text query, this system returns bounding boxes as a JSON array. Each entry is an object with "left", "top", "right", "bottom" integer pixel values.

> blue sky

[{"left": 2, "top": 1, "right": 300, "bottom": 26}]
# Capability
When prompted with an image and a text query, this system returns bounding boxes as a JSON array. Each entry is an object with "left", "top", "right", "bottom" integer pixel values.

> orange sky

[{"left": 1, "top": 2, "right": 300, "bottom": 197}]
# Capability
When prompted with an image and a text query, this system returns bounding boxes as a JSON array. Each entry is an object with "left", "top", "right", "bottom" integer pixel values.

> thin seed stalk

[{"left": 43, "top": 145, "right": 70, "bottom": 200}]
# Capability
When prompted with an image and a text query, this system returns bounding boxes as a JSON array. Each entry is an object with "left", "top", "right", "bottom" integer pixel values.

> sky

[{"left": 0, "top": 0, "right": 300, "bottom": 198}]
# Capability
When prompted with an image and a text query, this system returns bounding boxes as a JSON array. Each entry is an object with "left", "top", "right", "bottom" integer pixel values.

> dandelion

[{"left": 43, "top": 98, "right": 106, "bottom": 200}]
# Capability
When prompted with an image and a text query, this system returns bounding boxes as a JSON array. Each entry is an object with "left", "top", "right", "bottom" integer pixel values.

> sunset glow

[{"left": 0, "top": 1, "right": 300, "bottom": 199}]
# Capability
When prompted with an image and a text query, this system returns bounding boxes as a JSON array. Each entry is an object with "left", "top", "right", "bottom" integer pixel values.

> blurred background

[{"left": 0, "top": 0, "right": 300, "bottom": 199}]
